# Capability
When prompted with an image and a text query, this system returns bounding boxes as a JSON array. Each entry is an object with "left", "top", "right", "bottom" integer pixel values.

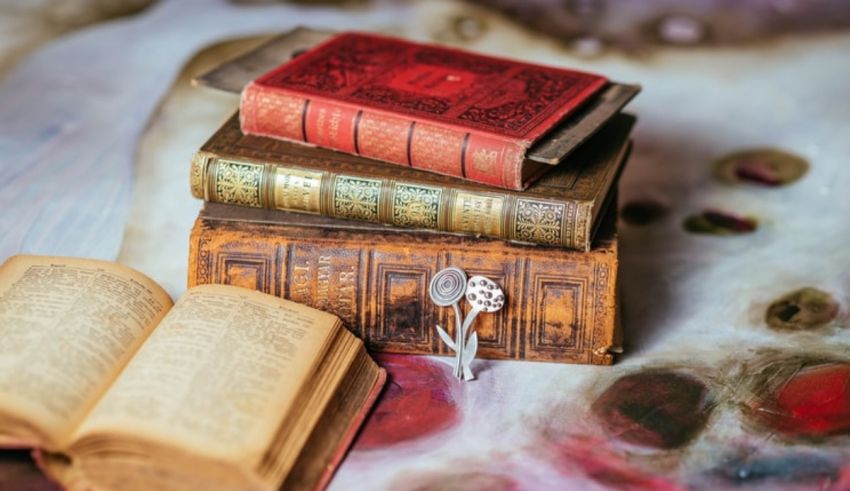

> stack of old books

[{"left": 187, "top": 28, "right": 639, "bottom": 366}]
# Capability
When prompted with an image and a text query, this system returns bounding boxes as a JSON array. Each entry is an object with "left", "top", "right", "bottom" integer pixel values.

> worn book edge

[
  {"left": 187, "top": 200, "right": 620, "bottom": 365},
  {"left": 313, "top": 368, "right": 385, "bottom": 491}
]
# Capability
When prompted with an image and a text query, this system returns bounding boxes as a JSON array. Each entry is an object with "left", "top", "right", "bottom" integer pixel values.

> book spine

[
  {"left": 187, "top": 215, "right": 619, "bottom": 365},
  {"left": 239, "top": 82, "right": 527, "bottom": 190},
  {"left": 190, "top": 152, "right": 594, "bottom": 251}
]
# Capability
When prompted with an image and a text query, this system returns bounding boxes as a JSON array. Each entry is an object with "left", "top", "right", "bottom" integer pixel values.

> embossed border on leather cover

[{"left": 189, "top": 202, "right": 620, "bottom": 365}]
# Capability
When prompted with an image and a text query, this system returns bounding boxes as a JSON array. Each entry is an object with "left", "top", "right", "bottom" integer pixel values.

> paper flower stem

[
  {"left": 452, "top": 302, "right": 464, "bottom": 379},
  {"left": 455, "top": 307, "right": 481, "bottom": 378}
]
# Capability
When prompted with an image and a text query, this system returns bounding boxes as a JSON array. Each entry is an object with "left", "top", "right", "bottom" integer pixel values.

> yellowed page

[
  {"left": 0, "top": 255, "right": 172, "bottom": 449},
  {"left": 73, "top": 284, "right": 339, "bottom": 467}
]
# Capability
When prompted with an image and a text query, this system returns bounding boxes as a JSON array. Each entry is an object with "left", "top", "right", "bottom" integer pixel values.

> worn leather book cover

[
  {"left": 240, "top": 31, "right": 609, "bottom": 189},
  {"left": 196, "top": 27, "right": 640, "bottom": 181},
  {"left": 188, "top": 202, "right": 621, "bottom": 365},
  {"left": 191, "top": 113, "right": 634, "bottom": 251}
]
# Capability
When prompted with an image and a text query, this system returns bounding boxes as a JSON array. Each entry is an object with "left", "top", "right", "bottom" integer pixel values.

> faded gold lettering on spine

[
  {"left": 451, "top": 192, "right": 505, "bottom": 237},
  {"left": 315, "top": 254, "right": 331, "bottom": 307},
  {"left": 290, "top": 262, "right": 311, "bottom": 300},
  {"left": 288, "top": 253, "right": 358, "bottom": 325},
  {"left": 336, "top": 269, "right": 356, "bottom": 322},
  {"left": 329, "top": 108, "right": 342, "bottom": 143},
  {"left": 272, "top": 168, "right": 323, "bottom": 214}
]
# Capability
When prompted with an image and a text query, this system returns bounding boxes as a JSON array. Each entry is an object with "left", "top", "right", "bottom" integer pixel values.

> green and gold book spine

[
  {"left": 190, "top": 113, "right": 634, "bottom": 251},
  {"left": 191, "top": 154, "right": 599, "bottom": 250}
]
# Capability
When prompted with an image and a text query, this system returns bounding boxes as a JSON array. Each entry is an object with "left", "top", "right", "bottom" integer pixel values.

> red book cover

[{"left": 240, "top": 32, "right": 608, "bottom": 190}]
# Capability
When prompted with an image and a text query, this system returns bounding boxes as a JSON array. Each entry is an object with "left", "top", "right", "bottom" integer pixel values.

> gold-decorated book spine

[{"left": 190, "top": 152, "right": 594, "bottom": 250}]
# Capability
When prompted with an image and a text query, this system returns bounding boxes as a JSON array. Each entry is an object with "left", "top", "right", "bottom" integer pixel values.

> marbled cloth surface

[{"left": 1, "top": 1, "right": 849, "bottom": 489}]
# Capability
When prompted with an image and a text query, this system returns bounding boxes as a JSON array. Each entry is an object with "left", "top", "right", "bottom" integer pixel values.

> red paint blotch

[
  {"left": 735, "top": 158, "right": 783, "bottom": 186},
  {"left": 550, "top": 436, "right": 686, "bottom": 491},
  {"left": 354, "top": 354, "right": 460, "bottom": 449},
  {"left": 753, "top": 363, "right": 850, "bottom": 438}
]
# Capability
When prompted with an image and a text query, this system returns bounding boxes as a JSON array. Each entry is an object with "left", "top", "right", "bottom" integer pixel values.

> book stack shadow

[{"left": 188, "top": 28, "right": 639, "bottom": 366}]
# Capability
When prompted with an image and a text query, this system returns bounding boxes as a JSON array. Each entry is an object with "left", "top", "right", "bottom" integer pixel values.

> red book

[{"left": 240, "top": 32, "right": 608, "bottom": 190}]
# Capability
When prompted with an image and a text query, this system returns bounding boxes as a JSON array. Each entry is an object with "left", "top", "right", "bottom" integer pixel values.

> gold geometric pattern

[
  {"left": 514, "top": 199, "right": 564, "bottom": 246},
  {"left": 214, "top": 161, "right": 264, "bottom": 208},
  {"left": 333, "top": 176, "right": 382, "bottom": 222},
  {"left": 409, "top": 122, "right": 465, "bottom": 176},
  {"left": 190, "top": 152, "right": 207, "bottom": 199},
  {"left": 392, "top": 184, "right": 441, "bottom": 228},
  {"left": 253, "top": 91, "right": 305, "bottom": 141},
  {"left": 357, "top": 112, "right": 411, "bottom": 164}
]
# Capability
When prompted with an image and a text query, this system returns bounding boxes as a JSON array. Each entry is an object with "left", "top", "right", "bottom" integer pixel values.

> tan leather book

[
  {"left": 188, "top": 201, "right": 621, "bottom": 365},
  {"left": 190, "top": 112, "right": 634, "bottom": 251}
]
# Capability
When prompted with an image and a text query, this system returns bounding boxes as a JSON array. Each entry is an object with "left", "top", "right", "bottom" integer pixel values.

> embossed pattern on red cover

[
  {"left": 240, "top": 32, "right": 608, "bottom": 189},
  {"left": 253, "top": 32, "right": 606, "bottom": 141}
]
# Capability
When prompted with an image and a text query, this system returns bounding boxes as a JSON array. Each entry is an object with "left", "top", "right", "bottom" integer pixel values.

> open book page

[
  {"left": 0, "top": 256, "right": 172, "bottom": 449},
  {"left": 72, "top": 284, "right": 340, "bottom": 468}
]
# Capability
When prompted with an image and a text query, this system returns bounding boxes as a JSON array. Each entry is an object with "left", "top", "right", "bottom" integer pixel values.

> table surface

[{"left": 2, "top": 1, "right": 850, "bottom": 490}]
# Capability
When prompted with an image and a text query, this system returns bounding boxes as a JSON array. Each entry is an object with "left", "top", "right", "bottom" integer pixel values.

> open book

[{"left": 0, "top": 255, "right": 385, "bottom": 491}]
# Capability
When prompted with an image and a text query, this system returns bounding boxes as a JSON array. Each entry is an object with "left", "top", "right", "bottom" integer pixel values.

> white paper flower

[
  {"left": 429, "top": 267, "right": 467, "bottom": 307},
  {"left": 465, "top": 276, "right": 505, "bottom": 313},
  {"left": 430, "top": 269, "right": 506, "bottom": 382}
]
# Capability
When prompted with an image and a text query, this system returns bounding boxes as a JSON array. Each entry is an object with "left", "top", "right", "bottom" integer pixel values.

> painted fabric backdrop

[{"left": 1, "top": 1, "right": 849, "bottom": 489}]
